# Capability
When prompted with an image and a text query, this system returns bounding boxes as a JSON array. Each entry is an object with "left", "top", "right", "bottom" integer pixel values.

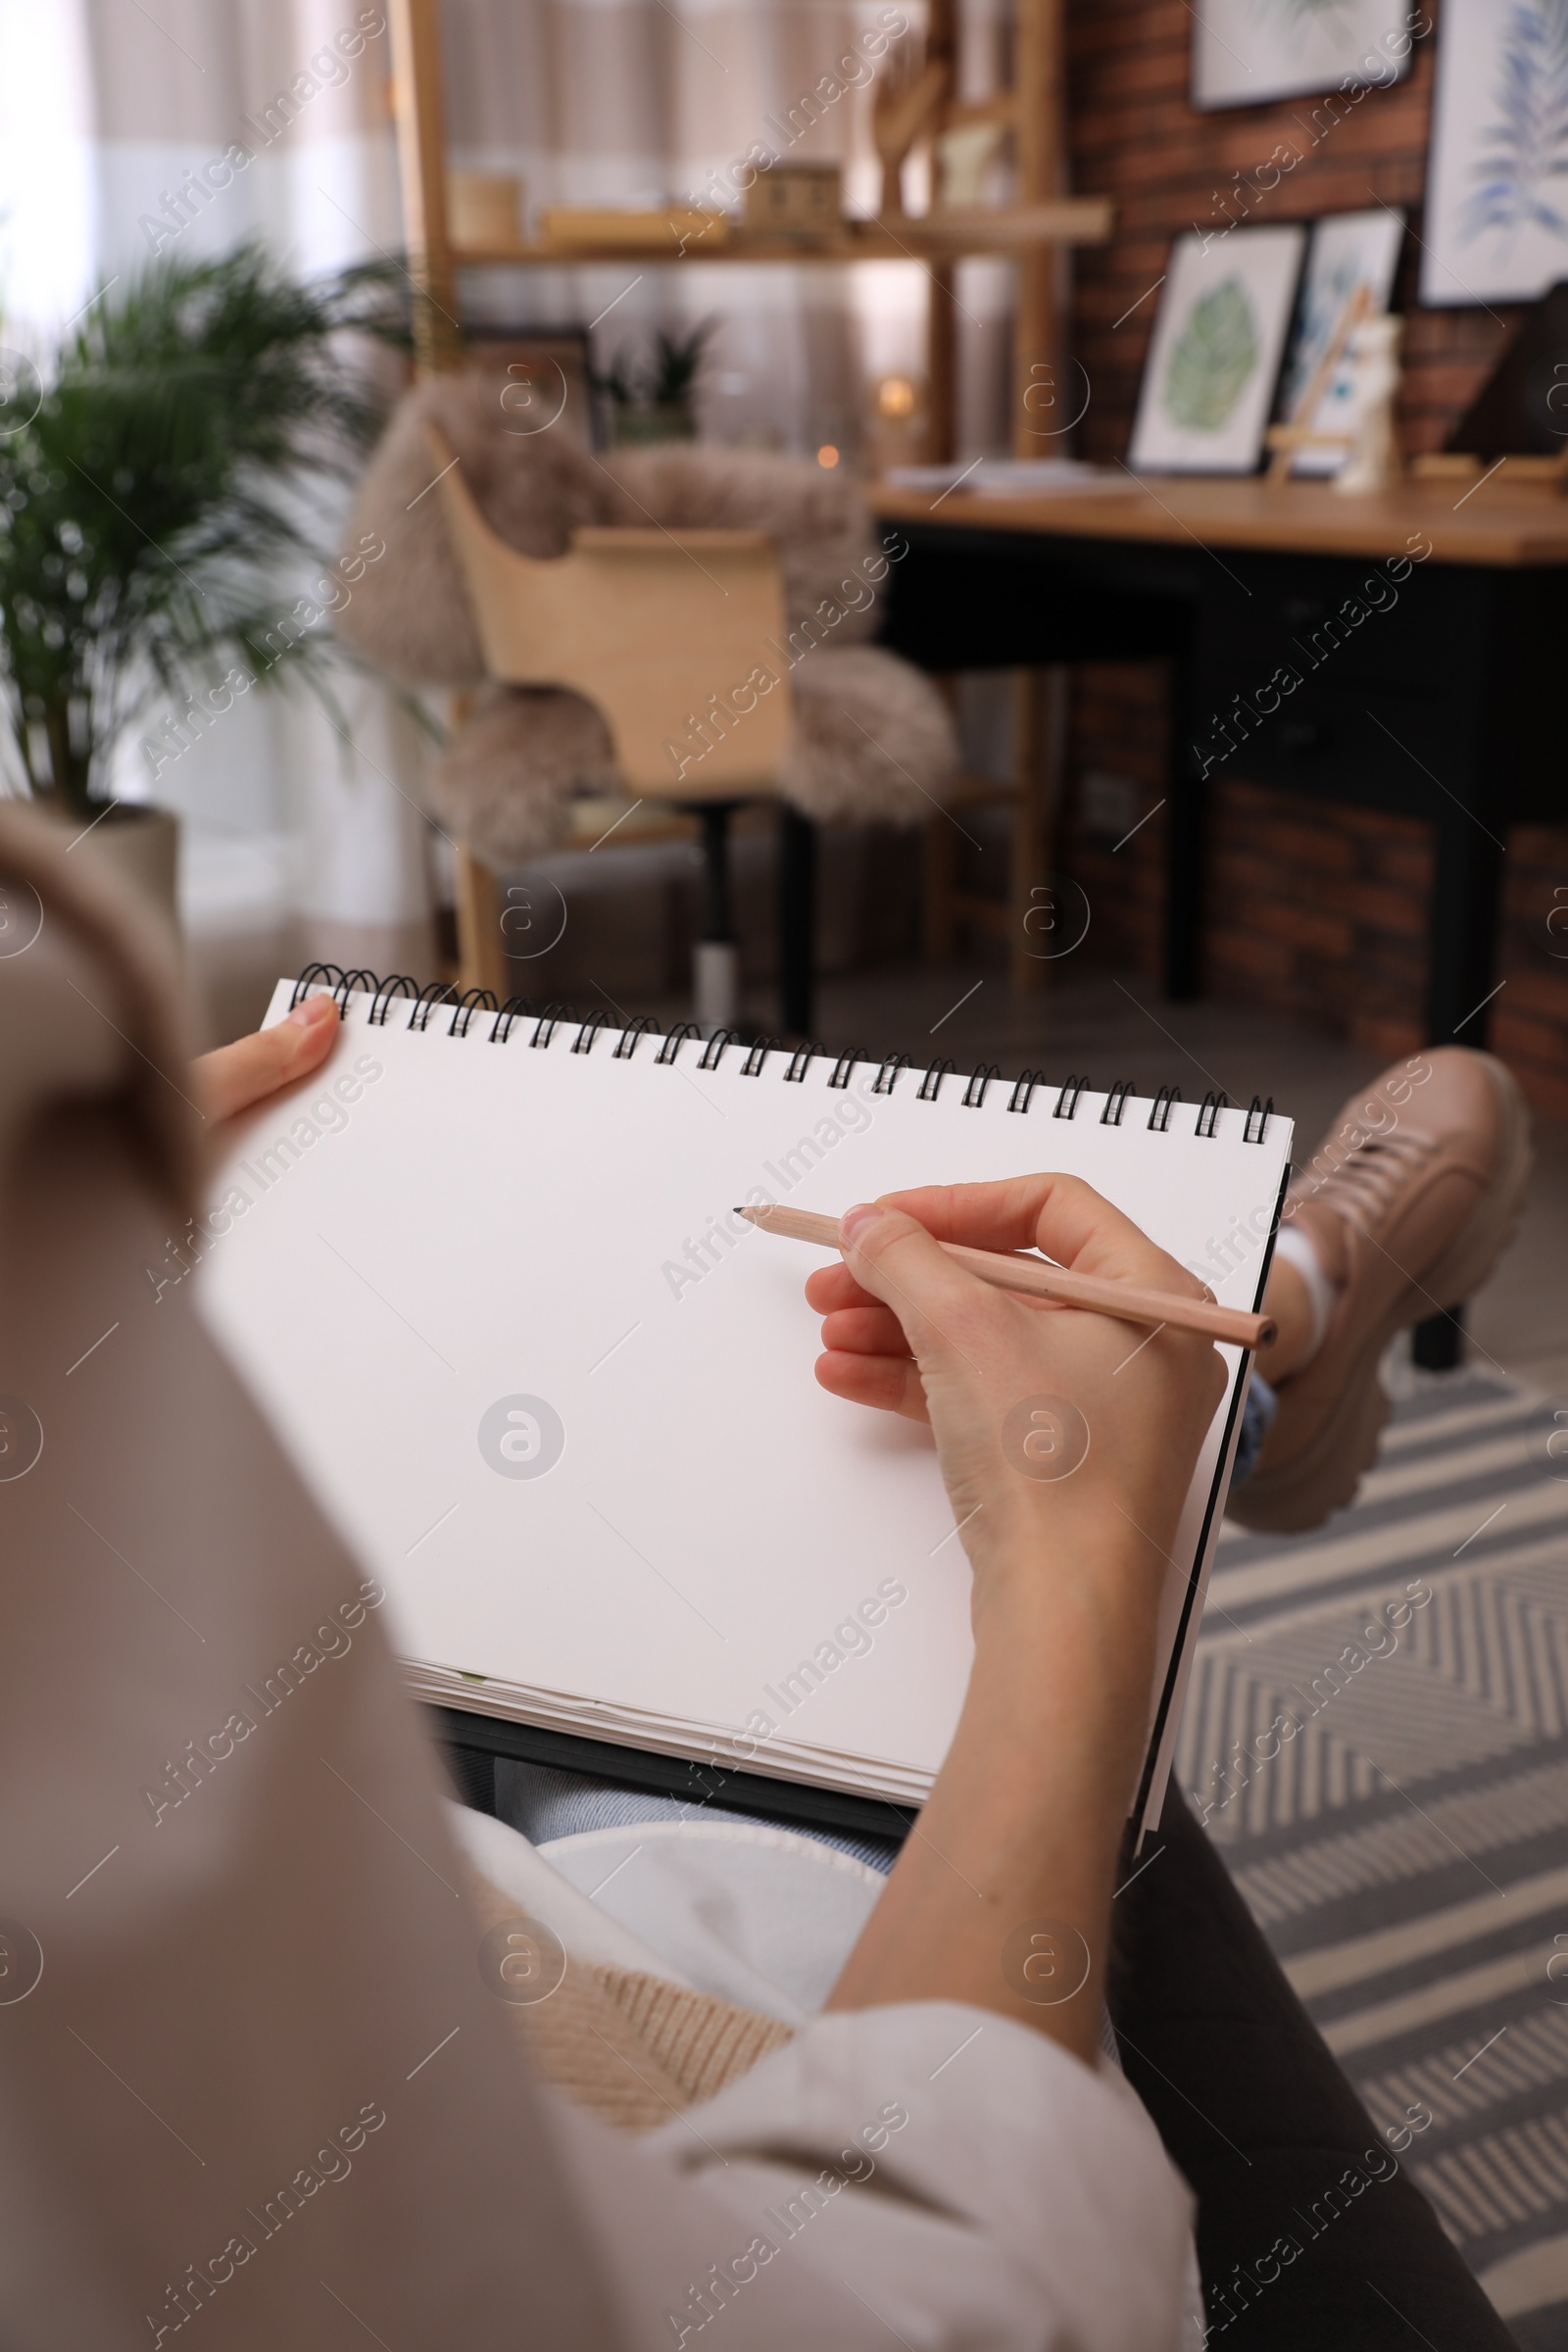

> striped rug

[{"left": 1181, "top": 1368, "right": 1568, "bottom": 2348}]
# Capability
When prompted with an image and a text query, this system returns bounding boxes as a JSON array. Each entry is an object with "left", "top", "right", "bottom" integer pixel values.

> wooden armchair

[{"left": 429, "top": 426, "right": 796, "bottom": 1030}]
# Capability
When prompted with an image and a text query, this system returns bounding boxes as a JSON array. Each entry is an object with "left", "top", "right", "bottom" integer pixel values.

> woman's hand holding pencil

[
  {"left": 808, "top": 1173, "right": 1229, "bottom": 2058},
  {"left": 786, "top": 1174, "right": 1229, "bottom": 1618}
]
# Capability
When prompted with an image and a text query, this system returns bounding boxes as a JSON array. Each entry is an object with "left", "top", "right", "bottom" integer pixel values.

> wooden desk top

[{"left": 871, "top": 473, "right": 1568, "bottom": 568}]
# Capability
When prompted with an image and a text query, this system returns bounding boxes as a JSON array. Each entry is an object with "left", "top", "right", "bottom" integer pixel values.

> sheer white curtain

[{"left": 0, "top": 0, "right": 428, "bottom": 937}]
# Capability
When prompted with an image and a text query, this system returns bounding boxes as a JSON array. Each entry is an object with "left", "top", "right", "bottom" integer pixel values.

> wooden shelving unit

[
  {"left": 386, "top": 0, "right": 1103, "bottom": 461},
  {"left": 384, "top": 0, "right": 1101, "bottom": 994}
]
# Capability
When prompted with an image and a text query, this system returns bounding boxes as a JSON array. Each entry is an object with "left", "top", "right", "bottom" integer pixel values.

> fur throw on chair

[{"left": 335, "top": 371, "right": 956, "bottom": 860}]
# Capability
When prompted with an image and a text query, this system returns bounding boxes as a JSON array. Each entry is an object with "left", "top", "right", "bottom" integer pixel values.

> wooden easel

[{"left": 1263, "top": 282, "right": 1369, "bottom": 483}]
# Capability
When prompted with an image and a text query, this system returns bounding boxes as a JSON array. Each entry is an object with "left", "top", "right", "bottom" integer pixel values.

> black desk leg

[
  {"left": 1413, "top": 809, "right": 1507, "bottom": 1371},
  {"left": 1425, "top": 808, "right": 1505, "bottom": 1048},
  {"left": 1164, "top": 636, "right": 1206, "bottom": 1002},
  {"left": 779, "top": 808, "right": 816, "bottom": 1039}
]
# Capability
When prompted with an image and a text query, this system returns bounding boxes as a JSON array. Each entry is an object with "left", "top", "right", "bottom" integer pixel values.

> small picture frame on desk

[
  {"left": 1273, "top": 208, "right": 1406, "bottom": 480},
  {"left": 1127, "top": 225, "right": 1306, "bottom": 475}
]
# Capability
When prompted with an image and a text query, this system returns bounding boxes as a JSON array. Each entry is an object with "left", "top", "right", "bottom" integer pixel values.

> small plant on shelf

[{"left": 593, "top": 318, "right": 717, "bottom": 446}]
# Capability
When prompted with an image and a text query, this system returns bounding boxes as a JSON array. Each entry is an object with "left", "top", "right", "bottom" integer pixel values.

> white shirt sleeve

[
  {"left": 450, "top": 1808, "right": 1200, "bottom": 2350},
  {"left": 538, "top": 2001, "right": 1197, "bottom": 2350}
]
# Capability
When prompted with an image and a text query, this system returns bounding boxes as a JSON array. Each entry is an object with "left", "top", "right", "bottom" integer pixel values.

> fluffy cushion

[
  {"left": 334, "top": 372, "right": 619, "bottom": 686},
  {"left": 423, "top": 683, "right": 616, "bottom": 869},
  {"left": 782, "top": 646, "right": 957, "bottom": 823},
  {"left": 425, "top": 645, "right": 956, "bottom": 860}
]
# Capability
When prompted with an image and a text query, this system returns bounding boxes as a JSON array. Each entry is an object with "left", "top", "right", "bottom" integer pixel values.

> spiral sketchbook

[{"left": 199, "top": 971, "right": 1295, "bottom": 1836}]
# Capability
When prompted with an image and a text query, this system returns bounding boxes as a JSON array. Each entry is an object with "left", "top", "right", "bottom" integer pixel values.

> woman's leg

[{"left": 1109, "top": 1783, "right": 1515, "bottom": 2349}]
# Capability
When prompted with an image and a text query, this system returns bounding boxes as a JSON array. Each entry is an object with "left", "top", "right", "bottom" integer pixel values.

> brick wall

[
  {"left": 1068, "top": 0, "right": 1494, "bottom": 468},
  {"left": 1054, "top": 0, "right": 1568, "bottom": 1109},
  {"left": 1058, "top": 662, "right": 1169, "bottom": 974},
  {"left": 1498, "top": 831, "right": 1568, "bottom": 1116},
  {"left": 1203, "top": 784, "right": 1432, "bottom": 1064}
]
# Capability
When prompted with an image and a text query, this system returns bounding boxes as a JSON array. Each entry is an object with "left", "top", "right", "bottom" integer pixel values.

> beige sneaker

[{"left": 1228, "top": 1048, "right": 1533, "bottom": 1535}]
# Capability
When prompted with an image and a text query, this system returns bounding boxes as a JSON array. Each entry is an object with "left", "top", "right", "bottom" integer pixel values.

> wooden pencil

[{"left": 736, "top": 1201, "right": 1275, "bottom": 1349}]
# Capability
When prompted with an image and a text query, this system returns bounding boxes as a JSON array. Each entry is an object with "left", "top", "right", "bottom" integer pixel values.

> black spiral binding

[
  {"left": 444, "top": 988, "right": 493, "bottom": 1037},
  {"left": 291, "top": 962, "right": 335, "bottom": 1008},
  {"left": 334, "top": 966, "right": 378, "bottom": 1013},
  {"left": 657, "top": 1022, "right": 701, "bottom": 1064},
  {"left": 699, "top": 1029, "right": 739, "bottom": 1070},
  {"left": 411, "top": 982, "right": 460, "bottom": 1032},
  {"left": 531, "top": 1003, "right": 576, "bottom": 1049},
  {"left": 287, "top": 968, "right": 1275, "bottom": 1138},
  {"left": 371, "top": 974, "right": 418, "bottom": 1026},
  {"left": 490, "top": 996, "right": 534, "bottom": 1044},
  {"left": 613, "top": 1016, "right": 662, "bottom": 1059}
]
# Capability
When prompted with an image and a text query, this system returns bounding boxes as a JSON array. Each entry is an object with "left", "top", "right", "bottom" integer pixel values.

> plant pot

[
  {"left": 612, "top": 403, "right": 698, "bottom": 447},
  {"left": 40, "top": 803, "right": 181, "bottom": 936}
]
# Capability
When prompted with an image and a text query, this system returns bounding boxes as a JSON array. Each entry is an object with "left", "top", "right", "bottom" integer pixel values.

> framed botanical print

[
  {"left": 1423, "top": 0, "right": 1568, "bottom": 305},
  {"left": 1191, "top": 0, "right": 1419, "bottom": 112},
  {"left": 1277, "top": 208, "right": 1406, "bottom": 475},
  {"left": 1127, "top": 225, "right": 1307, "bottom": 474}
]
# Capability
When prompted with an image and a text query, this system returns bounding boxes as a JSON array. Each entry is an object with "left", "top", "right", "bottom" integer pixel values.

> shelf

[{"left": 449, "top": 199, "right": 1114, "bottom": 270}]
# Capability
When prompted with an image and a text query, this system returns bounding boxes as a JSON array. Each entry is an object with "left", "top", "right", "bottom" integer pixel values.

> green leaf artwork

[{"left": 1161, "top": 277, "right": 1260, "bottom": 433}]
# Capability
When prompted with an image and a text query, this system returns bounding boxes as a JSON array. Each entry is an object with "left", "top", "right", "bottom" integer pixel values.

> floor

[{"left": 189, "top": 924, "right": 1568, "bottom": 1405}]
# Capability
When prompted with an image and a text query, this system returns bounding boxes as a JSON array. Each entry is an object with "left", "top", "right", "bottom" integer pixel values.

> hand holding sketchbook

[{"left": 199, "top": 978, "right": 1293, "bottom": 1834}]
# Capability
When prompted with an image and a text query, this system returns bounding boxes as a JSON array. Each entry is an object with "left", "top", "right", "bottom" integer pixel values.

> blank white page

[{"left": 199, "top": 983, "right": 1293, "bottom": 1812}]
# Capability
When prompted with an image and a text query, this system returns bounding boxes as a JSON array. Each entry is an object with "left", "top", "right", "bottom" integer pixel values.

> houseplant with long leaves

[
  {"left": 0, "top": 245, "right": 397, "bottom": 860},
  {"left": 594, "top": 318, "right": 717, "bottom": 445}
]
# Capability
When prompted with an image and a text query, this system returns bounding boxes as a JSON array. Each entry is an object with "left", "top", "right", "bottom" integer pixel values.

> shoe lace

[{"left": 1291, "top": 1125, "right": 1437, "bottom": 1234}]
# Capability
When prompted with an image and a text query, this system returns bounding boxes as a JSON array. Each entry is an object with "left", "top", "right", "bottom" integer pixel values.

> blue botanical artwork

[
  {"left": 1462, "top": 1, "right": 1568, "bottom": 241},
  {"left": 1425, "top": 0, "right": 1568, "bottom": 303}
]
